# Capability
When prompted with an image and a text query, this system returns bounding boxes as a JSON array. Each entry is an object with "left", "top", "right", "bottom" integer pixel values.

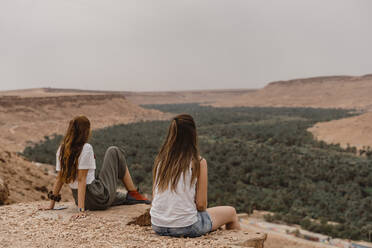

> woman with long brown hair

[
  {"left": 150, "top": 114, "right": 241, "bottom": 237},
  {"left": 41, "top": 115, "right": 150, "bottom": 218}
]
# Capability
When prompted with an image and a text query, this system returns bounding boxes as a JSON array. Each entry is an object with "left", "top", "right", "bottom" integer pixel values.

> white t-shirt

[
  {"left": 150, "top": 163, "right": 198, "bottom": 228},
  {"left": 56, "top": 143, "right": 96, "bottom": 189}
]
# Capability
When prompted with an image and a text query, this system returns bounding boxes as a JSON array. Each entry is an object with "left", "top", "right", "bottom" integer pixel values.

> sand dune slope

[{"left": 309, "top": 112, "right": 372, "bottom": 149}]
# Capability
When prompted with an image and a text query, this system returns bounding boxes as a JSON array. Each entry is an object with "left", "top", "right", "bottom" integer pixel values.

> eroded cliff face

[{"left": 0, "top": 202, "right": 267, "bottom": 248}]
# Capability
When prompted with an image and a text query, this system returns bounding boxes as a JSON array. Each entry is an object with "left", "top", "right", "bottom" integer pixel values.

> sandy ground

[
  {"left": 0, "top": 202, "right": 267, "bottom": 248},
  {"left": 4, "top": 200, "right": 369, "bottom": 248},
  {"left": 2, "top": 200, "right": 356, "bottom": 248}
]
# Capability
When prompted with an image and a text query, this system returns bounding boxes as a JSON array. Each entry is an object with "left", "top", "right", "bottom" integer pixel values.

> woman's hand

[
  {"left": 38, "top": 205, "right": 54, "bottom": 211},
  {"left": 41, "top": 171, "right": 64, "bottom": 211},
  {"left": 39, "top": 200, "right": 55, "bottom": 211},
  {"left": 77, "top": 169, "right": 88, "bottom": 211},
  {"left": 71, "top": 212, "right": 87, "bottom": 220}
]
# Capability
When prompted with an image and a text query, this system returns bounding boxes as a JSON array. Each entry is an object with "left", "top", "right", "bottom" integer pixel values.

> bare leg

[
  {"left": 121, "top": 164, "right": 150, "bottom": 204},
  {"left": 122, "top": 166, "right": 136, "bottom": 191},
  {"left": 207, "top": 206, "right": 241, "bottom": 231}
]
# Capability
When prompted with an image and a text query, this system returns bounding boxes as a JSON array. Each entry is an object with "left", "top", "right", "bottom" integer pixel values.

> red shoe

[{"left": 125, "top": 190, "right": 151, "bottom": 205}]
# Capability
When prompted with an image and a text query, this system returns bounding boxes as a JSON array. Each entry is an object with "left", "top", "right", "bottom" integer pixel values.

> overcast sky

[{"left": 1, "top": 0, "right": 371, "bottom": 91}]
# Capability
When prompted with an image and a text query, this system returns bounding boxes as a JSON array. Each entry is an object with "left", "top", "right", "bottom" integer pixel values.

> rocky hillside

[{"left": 0, "top": 146, "right": 72, "bottom": 204}]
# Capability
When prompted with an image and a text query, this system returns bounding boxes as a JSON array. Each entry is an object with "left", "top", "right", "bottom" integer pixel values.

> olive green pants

[{"left": 72, "top": 146, "right": 128, "bottom": 210}]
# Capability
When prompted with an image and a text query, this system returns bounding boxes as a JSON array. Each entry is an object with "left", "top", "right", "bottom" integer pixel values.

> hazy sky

[{"left": 1, "top": 0, "right": 371, "bottom": 91}]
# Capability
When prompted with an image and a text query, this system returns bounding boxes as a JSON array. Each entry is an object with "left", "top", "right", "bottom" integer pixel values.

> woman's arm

[
  {"left": 71, "top": 169, "right": 88, "bottom": 219},
  {"left": 195, "top": 159, "right": 208, "bottom": 211},
  {"left": 77, "top": 169, "right": 88, "bottom": 210},
  {"left": 40, "top": 171, "right": 64, "bottom": 210}
]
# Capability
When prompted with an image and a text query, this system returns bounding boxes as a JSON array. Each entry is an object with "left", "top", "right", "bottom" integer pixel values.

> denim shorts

[{"left": 152, "top": 211, "right": 213, "bottom": 238}]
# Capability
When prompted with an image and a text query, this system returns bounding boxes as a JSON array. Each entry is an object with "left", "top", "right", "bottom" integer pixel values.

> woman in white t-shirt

[
  {"left": 40, "top": 115, "right": 150, "bottom": 218},
  {"left": 150, "top": 114, "right": 241, "bottom": 237}
]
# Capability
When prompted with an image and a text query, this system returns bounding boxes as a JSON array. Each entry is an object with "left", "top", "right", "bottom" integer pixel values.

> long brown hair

[
  {"left": 153, "top": 114, "right": 200, "bottom": 192},
  {"left": 59, "top": 116, "right": 91, "bottom": 184}
]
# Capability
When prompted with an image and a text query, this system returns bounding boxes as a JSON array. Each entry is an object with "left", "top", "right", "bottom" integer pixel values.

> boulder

[{"left": 230, "top": 232, "right": 267, "bottom": 248}]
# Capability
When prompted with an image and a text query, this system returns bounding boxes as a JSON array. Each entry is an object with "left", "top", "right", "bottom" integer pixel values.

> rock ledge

[{"left": 0, "top": 201, "right": 267, "bottom": 248}]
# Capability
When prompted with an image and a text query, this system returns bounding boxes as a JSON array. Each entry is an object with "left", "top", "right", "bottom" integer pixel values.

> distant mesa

[
  {"left": 267, "top": 75, "right": 356, "bottom": 87},
  {"left": 266, "top": 74, "right": 372, "bottom": 88}
]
